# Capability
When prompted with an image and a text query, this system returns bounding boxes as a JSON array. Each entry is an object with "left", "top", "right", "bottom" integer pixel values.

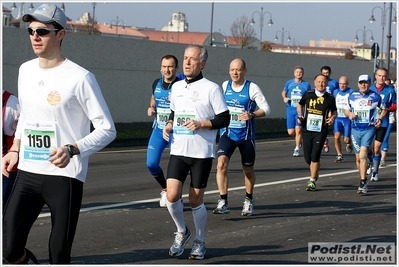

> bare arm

[{"left": 148, "top": 94, "right": 156, "bottom": 116}]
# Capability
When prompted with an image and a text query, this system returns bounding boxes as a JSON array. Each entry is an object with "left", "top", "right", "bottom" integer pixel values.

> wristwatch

[{"left": 64, "top": 144, "right": 77, "bottom": 158}]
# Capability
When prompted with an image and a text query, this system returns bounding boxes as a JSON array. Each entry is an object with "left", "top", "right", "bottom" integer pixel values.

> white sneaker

[
  {"left": 293, "top": 148, "right": 300, "bottom": 157},
  {"left": 370, "top": 173, "right": 379, "bottom": 182},
  {"left": 160, "top": 189, "right": 167, "bottom": 207},
  {"left": 213, "top": 199, "right": 230, "bottom": 214},
  {"left": 241, "top": 197, "right": 254, "bottom": 216},
  {"left": 189, "top": 239, "right": 206, "bottom": 260},
  {"left": 169, "top": 227, "right": 192, "bottom": 257}
]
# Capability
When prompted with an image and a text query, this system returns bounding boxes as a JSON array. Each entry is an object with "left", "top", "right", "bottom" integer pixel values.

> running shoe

[
  {"left": 380, "top": 160, "right": 386, "bottom": 167},
  {"left": 293, "top": 148, "right": 300, "bottom": 157},
  {"left": 323, "top": 139, "right": 329, "bottom": 153},
  {"left": 306, "top": 179, "right": 316, "bottom": 191},
  {"left": 366, "top": 162, "right": 373, "bottom": 175},
  {"left": 346, "top": 145, "right": 353, "bottom": 153},
  {"left": 334, "top": 154, "right": 344, "bottom": 163},
  {"left": 357, "top": 179, "right": 368, "bottom": 194},
  {"left": 241, "top": 197, "right": 254, "bottom": 216},
  {"left": 160, "top": 189, "right": 167, "bottom": 208},
  {"left": 370, "top": 172, "right": 379, "bottom": 182},
  {"left": 213, "top": 199, "right": 230, "bottom": 214},
  {"left": 189, "top": 240, "right": 206, "bottom": 260},
  {"left": 169, "top": 227, "right": 192, "bottom": 257}
]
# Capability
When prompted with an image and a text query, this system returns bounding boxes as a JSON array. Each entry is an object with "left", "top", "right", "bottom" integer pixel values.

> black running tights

[{"left": 3, "top": 170, "right": 83, "bottom": 264}]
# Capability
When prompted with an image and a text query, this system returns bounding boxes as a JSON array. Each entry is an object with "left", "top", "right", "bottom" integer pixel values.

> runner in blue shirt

[
  {"left": 321, "top": 66, "right": 339, "bottom": 153},
  {"left": 282, "top": 66, "right": 311, "bottom": 157},
  {"left": 332, "top": 76, "right": 354, "bottom": 163},
  {"left": 214, "top": 58, "right": 271, "bottom": 216},
  {"left": 344, "top": 74, "right": 387, "bottom": 194},
  {"left": 146, "top": 55, "right": 182, "bottom": 207},
  {"left": 367, "top": 68, "right": 396, "bottom": 181}
]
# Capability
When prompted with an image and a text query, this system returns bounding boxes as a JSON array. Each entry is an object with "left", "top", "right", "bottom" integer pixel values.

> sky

[{"left": 3, "top": 1, "right": 398, "bottom": 48}]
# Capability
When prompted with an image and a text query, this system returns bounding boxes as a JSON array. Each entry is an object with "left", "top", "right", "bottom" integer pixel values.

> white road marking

[{"left": 38, "top": 164, "right": 396, "bottom": 218}]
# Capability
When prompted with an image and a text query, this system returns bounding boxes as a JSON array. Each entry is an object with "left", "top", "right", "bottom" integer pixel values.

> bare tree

[{"left": 230, "top": 15, "right": 256, "bottom": 49}]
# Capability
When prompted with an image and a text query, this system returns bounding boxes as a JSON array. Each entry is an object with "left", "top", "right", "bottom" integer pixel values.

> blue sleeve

[{"left": 176, "top": 73, "right": 186, "bottom": 80}]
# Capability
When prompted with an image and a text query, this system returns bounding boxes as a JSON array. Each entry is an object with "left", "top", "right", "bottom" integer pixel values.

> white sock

[
  {"left": 192, "top": 203, "right": 207, "bottom": 243},
  {"left": 166, "top": 199, "right": 185, "bottom": 233}
]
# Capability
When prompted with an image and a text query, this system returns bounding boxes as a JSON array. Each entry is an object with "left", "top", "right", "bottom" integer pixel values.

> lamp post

[
  {"left": 91, "top": 2, "right": 96, "bottom": 35},
  {"left": 369, "top": 2, "right": 397, "bottom": 73},
  {"left": 354, "top": 26, "right": 374, "bottom": 61},
  {"left": 109, "top": 16, "right": 125, "bottom": 36},
  {"left": 210, "top": 2, "right": 214, "bottom": 46},
  {"left": 288, "top": 38, "right": 300, "bottom": 54},
  {"left": 250, "top": 7, "right": 273, "bottom": 43},
  {"left": 11, "top": 2, "right": 34, "bottom": 20},
  {"left": 274, "top": 27, "right": 291, "bottom": 50}
]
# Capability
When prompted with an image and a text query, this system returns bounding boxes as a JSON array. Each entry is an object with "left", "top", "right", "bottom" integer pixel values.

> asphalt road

[{"left": 22, "top": 133, "right": 397, "bottom": 265}]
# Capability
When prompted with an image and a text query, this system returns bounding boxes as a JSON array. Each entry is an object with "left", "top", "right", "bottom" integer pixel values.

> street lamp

[
  {"left": 354, "top": 26, "right": 374, "bottom": 60},
  {"left": 369, "top": 2, "right": 397, "bottom": 71},
  {"left": 250, "top": 7, "right": 273, "bottom": 43},
  {"left": 11, "top": 2, "right": 34, "bottom": 19},
  {"left": 288, "top": 38, "right": 300, "bottom": 53},
  {"left": 91, "top": 2, "right": 96, "bottom": 35},
  {"left": 274, "top": 27, "right": 291, "bottom": 48},
  {"left": 109, "top": 16, "right": 125, "bottom": 35}
]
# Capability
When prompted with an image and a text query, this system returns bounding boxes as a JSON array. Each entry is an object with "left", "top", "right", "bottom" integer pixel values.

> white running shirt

[
  {"left": 170, "top": 77, "right": 228, "bottom": 158},
  {"left": 15, "top": 58, "right": 116, "bottom": 182}
]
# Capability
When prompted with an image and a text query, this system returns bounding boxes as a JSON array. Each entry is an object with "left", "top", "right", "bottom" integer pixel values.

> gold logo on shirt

[
  {"left": 309, "top": 97, "right": 324, "bottom": 109},
  {"left": 47, "top": 90, "right": 61, "bottom": 106}
]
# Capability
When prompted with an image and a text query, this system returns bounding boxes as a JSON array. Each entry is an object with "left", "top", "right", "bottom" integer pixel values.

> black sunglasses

[{"left": 28, "top": 27, "right": 58, "bottom": 36}]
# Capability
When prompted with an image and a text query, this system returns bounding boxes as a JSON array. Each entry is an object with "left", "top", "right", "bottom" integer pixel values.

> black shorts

[
  {"left": 217, "top": 134, "right": 256, "bottom": 166},
  {"left": 375, "top": 127, "right": 387, "bottom": 142},
  {"left": 166, "top": 155, "right": 213, "bottom": 189},
  {"left": 302, "top": 128, "right": 329, "bottom": 164}
]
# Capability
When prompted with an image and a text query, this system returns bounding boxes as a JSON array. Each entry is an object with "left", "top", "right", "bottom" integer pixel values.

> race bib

[
  {"left": 306, "top": 114, "right": 323, "bottom": 132},
  {"left": 354, "top": 107, "right": 370, "bottom": 123},
  {"left": 290, "top": 95, "right": 301, "bottom": 108},
  {"left": 228, "top": 106, "right": 245, "bottom": 128},
  {"left": 156, "top": 108, "right": 171, "bottom": 129},
  {"left": 22, "top": 121, "right": 57, "bottom": 161},
  {"left": 337, "top": 108, "right": 345, "bottom": 118},
  {"left": 174, "top": 110, "right": 196, "bottom": 135}
]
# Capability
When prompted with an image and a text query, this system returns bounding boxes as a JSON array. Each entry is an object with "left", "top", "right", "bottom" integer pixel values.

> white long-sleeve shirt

[{"left": 15, "top": 58, "right": 116, "bottom": 182}]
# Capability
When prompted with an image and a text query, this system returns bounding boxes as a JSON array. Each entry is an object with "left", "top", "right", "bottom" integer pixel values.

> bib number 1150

[{"left": 27, "top": 134, "right": 52, "bottom": 148}]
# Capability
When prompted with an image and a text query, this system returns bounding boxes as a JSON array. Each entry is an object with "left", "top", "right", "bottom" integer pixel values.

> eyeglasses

[{"left": 28, "top": 27, "right": 58, "bottom": 36}]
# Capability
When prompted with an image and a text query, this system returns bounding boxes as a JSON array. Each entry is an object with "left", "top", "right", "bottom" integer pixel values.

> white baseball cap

[{"left": 358, "top": 74, "right": 371, "bottom": 83}]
